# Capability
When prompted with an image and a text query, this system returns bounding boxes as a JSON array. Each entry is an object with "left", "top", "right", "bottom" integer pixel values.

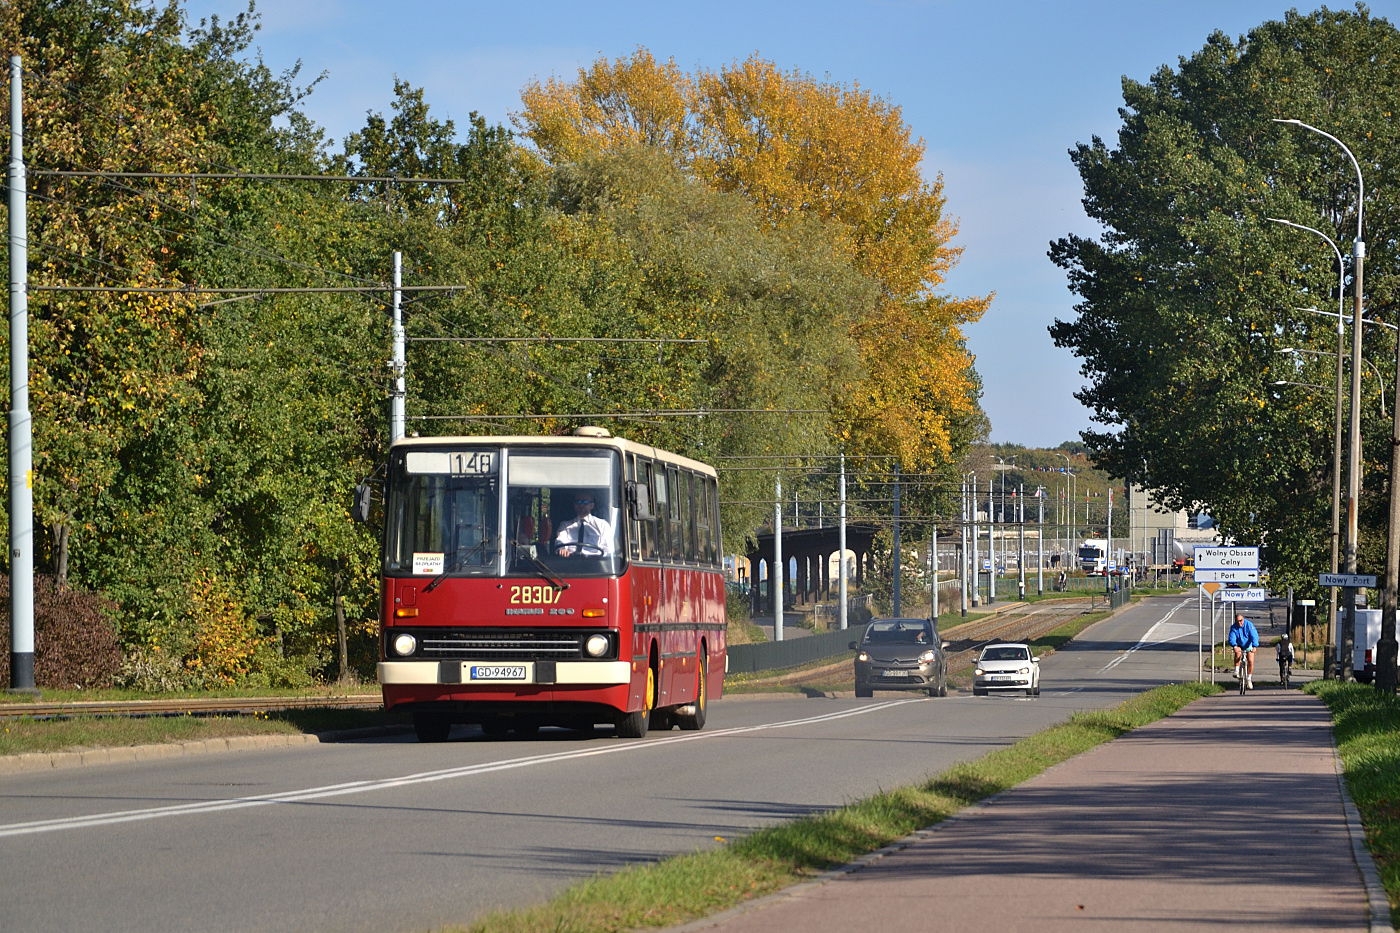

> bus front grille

[{"left": 417, "top": 630, "right": 591, "bottom": 661}]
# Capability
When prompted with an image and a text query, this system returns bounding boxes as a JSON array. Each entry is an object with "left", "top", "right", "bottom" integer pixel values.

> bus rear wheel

[{"left": 675, "top": 655, "right": 708, "bottom": 731}]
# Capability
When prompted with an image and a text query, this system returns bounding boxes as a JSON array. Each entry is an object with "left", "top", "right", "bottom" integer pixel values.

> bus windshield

[{"left": 383, "top": 445, "right": 623, "bottom": 579}]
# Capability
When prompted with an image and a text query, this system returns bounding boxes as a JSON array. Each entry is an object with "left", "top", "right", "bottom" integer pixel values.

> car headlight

[
  {"left": 585, "top": 634, "right": 610, "bottom": 657},
  {"left": 975, "top": 668, "right": 984, "bottom": 676},
  {"left": 392, "top": 633, "right": 417, "bottom": 657},
  {"left": 1019, "top": 666, "right": 1031, "bottom": 674},
  {"left": 919, "top": 650, "right": 937, "bottom": 663},
  {"left": 857, "top": 651, "right": 869, "bottom": 662}
]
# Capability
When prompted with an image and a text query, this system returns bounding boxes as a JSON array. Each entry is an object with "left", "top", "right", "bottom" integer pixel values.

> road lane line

[
  {"left": 0, "top": 698, "right": 921, "bottom": 839},
  {"left": 1097, "top": 598, "right": 1193, "bottom": 673}
]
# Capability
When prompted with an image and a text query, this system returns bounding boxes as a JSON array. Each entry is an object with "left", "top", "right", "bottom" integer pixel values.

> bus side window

[
  {"left": 710, "top": 477, "right": 723, "bottom": 567},
  {"left": 681, "top": 472, "right": 697, "bottom": 562},
  {"left": 700, "top": 476, "right": 715, "bottom": 566},
  {"left": 667, "top": 467, "right": 683, "bottom": 562},
  {"left": 652, "top": 463, "right": 670, "bottom": 562},
  {"left": 625, "top": 454, "right": 640, "bottom": 561},
  {"left": 638, "top": 458, "right": 656, "bottom": 561}
]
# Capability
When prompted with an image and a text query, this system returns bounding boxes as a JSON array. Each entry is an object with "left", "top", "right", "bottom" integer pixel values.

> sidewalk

[{"left": 675, "top": 690, "right": 1393, "bottom": 932}]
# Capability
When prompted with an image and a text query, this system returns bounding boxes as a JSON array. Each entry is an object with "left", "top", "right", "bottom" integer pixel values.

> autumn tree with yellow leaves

[{"left": 517, "top": 49, "right": 989, "bottom": 471}]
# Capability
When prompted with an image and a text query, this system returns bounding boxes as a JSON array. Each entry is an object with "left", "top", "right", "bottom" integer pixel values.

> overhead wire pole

[
  {"left": 390, "top": 251, "right": 405, "bottom": 442},
  {"left": 839, "top": 454, "right": 848, "bottom": 630},
  {"left": 7, "top": 56, "right": 35, "bottom": 694},
  {"left": 892, "top": 462, "right": 901, "bottom": 616},
  {"left": 773, "top": 473, "right": 784, "bottom": 642}
]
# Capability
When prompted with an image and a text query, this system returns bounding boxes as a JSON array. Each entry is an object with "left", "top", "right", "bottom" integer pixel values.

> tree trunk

[
  {"left": 52, "top": 520, "right": 71, "bottom": 589},
  {"left": 335, "top": 570, "right": 348, "bottom": 683}
]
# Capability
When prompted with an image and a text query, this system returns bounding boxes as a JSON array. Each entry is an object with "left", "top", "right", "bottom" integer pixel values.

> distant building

[{"left": 1127, "top": 484, "right": 1221, "bottom": 568}]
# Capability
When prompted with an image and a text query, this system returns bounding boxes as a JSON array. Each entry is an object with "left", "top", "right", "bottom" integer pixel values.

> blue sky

[{"left": 185, "top": 0, "right": 1312, "bottom": 447}]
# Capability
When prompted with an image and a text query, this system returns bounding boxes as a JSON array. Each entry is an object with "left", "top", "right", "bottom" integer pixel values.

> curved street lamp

[
  {"left": 1268, "top": 220, "right": 1347, "bottom": 645},
  {"left": 1273, "top": 117, "right": 1374, "bottom": 685}
]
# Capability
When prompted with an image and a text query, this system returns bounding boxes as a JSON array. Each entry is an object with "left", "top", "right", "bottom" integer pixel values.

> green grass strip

[
  {"left": 1304, "top": 681, "right": 1400, "bottom": 926},
  {"left": 0, "top": 708, "right": 406, "bottom": 757},
  {"left": 454, "top": 680, "right": 1220, "bottom": 933}
]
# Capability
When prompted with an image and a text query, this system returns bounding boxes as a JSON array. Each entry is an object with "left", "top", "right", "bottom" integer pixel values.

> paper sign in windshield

[{"left": 413, "top": 552, "right": 445, "bottom": 576}]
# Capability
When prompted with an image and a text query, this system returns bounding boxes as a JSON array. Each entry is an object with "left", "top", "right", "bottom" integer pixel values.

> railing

[
  {"left": 812, "top": 594, "right": 874, "bottom": 630},
  {"left": 726, "top": 622, "right": 870, "bottom": 675}
]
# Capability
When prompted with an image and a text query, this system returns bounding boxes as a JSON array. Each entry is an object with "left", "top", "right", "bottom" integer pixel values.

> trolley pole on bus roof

[
  {"left": 8, "top": 57, "right": 35, "bottom": 693},
  {"left": 774, "top": 474, "right": 784, "bottom": 641},
  {"left": 838, "top": 454, "right": 847, "bottom": 630},
  {"left": 390, "top": 251, "right": 405, "bottom": 442}
]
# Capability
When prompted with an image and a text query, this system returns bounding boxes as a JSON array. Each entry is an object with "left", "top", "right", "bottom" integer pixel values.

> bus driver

[{"left": 554, "top": 492, "right": 614, "bottom": 557}]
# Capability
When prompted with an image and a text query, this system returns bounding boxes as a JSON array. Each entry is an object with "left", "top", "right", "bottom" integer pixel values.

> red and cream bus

[{"left": 365, "top": 427, "right": 726, "bottom": 742}]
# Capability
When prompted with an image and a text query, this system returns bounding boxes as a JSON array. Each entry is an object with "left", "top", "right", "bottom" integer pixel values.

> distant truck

[{"left": 1078, "top": 538, "right": 1108, "bottom": 575}]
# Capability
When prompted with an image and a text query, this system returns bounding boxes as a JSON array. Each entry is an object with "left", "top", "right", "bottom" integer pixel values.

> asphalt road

[{"left": 0, "top": 595, "right": 1216, "bottom": 933}]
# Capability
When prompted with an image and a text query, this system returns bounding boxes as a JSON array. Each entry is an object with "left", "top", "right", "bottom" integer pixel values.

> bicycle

[{"left": 1278, "top": 657, "right": 1292, "bottom": 690}]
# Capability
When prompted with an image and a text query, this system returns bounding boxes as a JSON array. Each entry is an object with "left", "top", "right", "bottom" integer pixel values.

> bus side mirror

[
  {"left": 626, "top": 481, "right": 655, "bottom": 520},
  {"left": 352, "top": 484, "right": 373, "bottom": 524}
]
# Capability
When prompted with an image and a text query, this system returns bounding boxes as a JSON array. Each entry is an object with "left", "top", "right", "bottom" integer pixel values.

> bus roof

[{"left": 388, "top": 433, "right": 718, "bottom": 477}]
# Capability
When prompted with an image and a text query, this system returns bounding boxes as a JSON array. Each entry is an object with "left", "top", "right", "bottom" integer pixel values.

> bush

[{"left": 0, "top": 574, "right": 122, "bottom": 689}]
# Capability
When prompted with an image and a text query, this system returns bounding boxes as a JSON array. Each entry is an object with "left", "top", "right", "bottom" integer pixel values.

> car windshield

[
  {"left": 981, "top": 646, "right": 1030, "bottom": 662},
  {"left": 864, "top": 620, "right": 933, "bottom": 645}
]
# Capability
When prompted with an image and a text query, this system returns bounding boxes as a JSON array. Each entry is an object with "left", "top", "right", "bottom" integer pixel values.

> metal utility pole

[
  {"left": 7, "top": 57, "right": 35, "bottom": 693},
  {"left": 960, "top": 476, "right": 969, "bottom": 617},
  {"left": 1106, "top": 486, "right": 1114, "bottom": 597},
  {"left": 838, "top": 455, "right": 848, "bottom": 630},
  {"left": 892, "top": 462, "right": 901, "bottom": 616},
  {"left": 774, "top": 475, "right": 784, "bottom": 641},
  {"left": 969, "top": 472, "right": 980, "bottom": 607},
  {"left": 390, "top": 251, "right": 406, "bottom": 442},
  {"left": 930, "top": 525, "right": 939, "bottom": 621},
  {"left": 1018, "top": 507, "right": 1026, "bottom": 601},
  {"left": 988, "top": 476, "right": 997, "bottom": 603},
  {"left": 1037, "top": 487, "right": 1044, "bottom": 597}
]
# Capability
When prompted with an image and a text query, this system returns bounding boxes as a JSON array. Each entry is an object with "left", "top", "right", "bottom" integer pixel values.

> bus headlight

[
  {"left": 392, "top": 633, "right": 417, "bottom": 657},
  {"left": 585, "top": 634, "right": 610, "bottom": 658}
]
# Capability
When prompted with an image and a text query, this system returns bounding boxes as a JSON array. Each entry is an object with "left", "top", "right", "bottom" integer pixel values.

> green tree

[{"left": 1049, "top": 6, "right": 1400, "bottom": 598}]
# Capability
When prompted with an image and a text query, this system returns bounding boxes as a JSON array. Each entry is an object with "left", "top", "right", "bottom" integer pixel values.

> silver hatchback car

[{"left": 851, "top": 618, "right": 949, "bottom": 698}]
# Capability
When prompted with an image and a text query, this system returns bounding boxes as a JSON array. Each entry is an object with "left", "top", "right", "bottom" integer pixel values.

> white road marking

[
  {"left": 1098, "top": 598, "right": 1194, "bottom": 674},
  {"left": 0, "top": 698, "right": 921, "bottom": 840}
]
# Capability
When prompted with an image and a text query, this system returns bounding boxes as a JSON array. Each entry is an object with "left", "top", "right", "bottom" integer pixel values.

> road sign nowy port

[{"left": 1318, "top": 573, "right": 1377, "bottom": 588}]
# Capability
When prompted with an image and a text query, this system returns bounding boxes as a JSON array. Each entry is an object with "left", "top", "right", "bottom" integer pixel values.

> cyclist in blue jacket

[{"left": 1228, "top": 613, "right": 1260, "bottom": 689}]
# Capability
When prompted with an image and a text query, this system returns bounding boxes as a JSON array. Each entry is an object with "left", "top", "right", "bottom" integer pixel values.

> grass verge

[
  {"left": 0, "top": 683, "right": 381, "bottom": 704},
  {"left": 1303, "top": 681, "right": 1400, "bottom": 925},
  {"left": 453, "top": 680, "right": 1220, "bottom": 933},
  {"left": 0, "top": 707, "right": 408, "bottom": 757}
]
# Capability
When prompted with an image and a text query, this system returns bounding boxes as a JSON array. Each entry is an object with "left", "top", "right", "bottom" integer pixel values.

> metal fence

[{"left": 726, "top": 622, "right": 870, "bottom": 675}]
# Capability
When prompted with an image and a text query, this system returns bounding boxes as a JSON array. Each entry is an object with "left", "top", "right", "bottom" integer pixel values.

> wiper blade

[
  {"left": 423, "top": 540, "right": 490, "bottom": 593},
  {"left": 517, "top": 547, "right": 570, "bottom": 592}
]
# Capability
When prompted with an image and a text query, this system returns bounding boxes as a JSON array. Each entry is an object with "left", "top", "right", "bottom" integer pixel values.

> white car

[{"left": 973, "top": 643, "right": 1040, "bottom": 697}]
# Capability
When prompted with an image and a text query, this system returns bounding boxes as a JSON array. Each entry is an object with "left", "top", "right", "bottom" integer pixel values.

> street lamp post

[
  {"left": 1273, "top": 118, "right": 1367, "bottom": 683},
  {"left": 1056, "top": 453, "right": 1075, "bottom": 572},
  {"left": 1269, "top": 219, "right": 1347, "bottom": 659}
]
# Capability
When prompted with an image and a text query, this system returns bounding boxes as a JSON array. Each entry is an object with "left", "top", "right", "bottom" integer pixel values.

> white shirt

[{"left": 554, "top": 514, "right": 615, "bottom": 556}]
